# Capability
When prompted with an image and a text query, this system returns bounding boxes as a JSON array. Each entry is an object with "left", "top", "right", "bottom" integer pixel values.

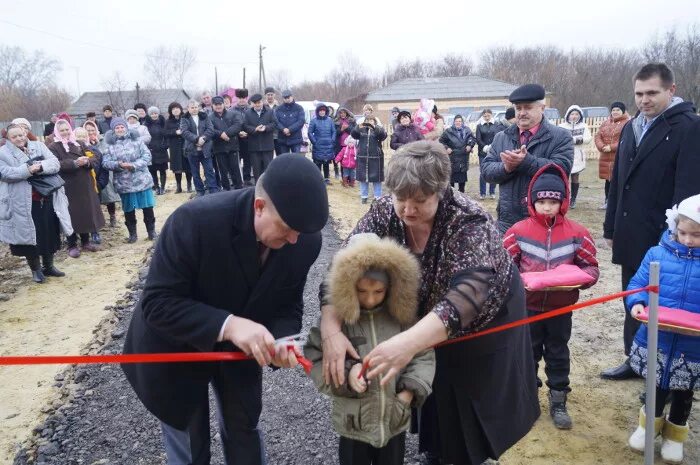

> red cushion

[
  {"left": 521, "top": 264, "right": 595, "bottom": 291},
  {"left": 635, "top": 306, "right": 700, "bottom": 336}
]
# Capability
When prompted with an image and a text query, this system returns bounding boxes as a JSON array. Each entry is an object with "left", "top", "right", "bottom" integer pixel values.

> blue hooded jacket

[
  {"left": 274, "top": 100, "right": 306, "bottom": 146},
  {"left": 308, "top": 104, "right": 336, "bottom": 161},
  {"left": 626, "top": 229, "right": 700, "bottom": 390}
]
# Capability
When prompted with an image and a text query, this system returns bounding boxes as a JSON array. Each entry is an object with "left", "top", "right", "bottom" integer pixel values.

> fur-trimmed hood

[
  {"left": 327, "top": 233, "right": 421, "bottom": 325},
  {"left": 104, "top": 128, "right": 140, "bottom": 145}
]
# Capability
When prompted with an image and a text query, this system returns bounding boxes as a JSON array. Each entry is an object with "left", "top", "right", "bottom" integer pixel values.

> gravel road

[{"left": 12, "top": 223, "right": 424, "bottom": 465}]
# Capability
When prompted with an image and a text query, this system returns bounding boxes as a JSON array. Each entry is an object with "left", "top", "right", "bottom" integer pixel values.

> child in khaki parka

[{"left": 305, "top": 233, "right": 435, "bottom": 465}]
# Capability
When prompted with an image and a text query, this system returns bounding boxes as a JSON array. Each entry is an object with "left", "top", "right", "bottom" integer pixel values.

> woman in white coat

[
  {"left": 0, "top": 124, "right": 73, "bottom": 283},
  {"left": 559, "top": 105, "right": 591, "bottom": 208}
]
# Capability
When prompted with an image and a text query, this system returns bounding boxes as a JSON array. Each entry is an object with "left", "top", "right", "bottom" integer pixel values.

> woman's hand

[
  {"left": 320, "top": 305, "right": 360, "bottom": 387},
  {"left": 175, "top": 129, "right": 182, "bottom": 135},
  {"left": 364, "top": 332, "right": 418, "bottom": 386},
  {"left": 631, "top": 303, "right": 645, "bottom": 318},
  {"left": 603, "top": 145, "right": 611, "bottom": 152},
  {"left": 348, "top": 364, "right": 367, "bottom": 393},
  {"left": 28, "top": 163, "right": 43, "bottom": 174},
  {"left": 446, "top": 148, "right": 452, "bottom": 155}
]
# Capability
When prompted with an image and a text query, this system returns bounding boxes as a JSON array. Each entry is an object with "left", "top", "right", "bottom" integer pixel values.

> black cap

[
  {"left": 264, "top": 87, "right": 275, "bottom": 94},
  {"left": 531, "top": 172, "right": 566, "bottom": 202},
  {"left": 250, "top": 93, "right": 263, "bottom": 103},
  {"left": 509, "top": 84, "right": 545, "bottom": 103},
  {"left": 235, "top": 88, "right": 249, "bottom": 99},
  {"left": 505, "top": 107, "right": 516, "bottom": 120},
  {"left": 212, "top": 96, "right": 224, "bottom": 105},
  {"left": 262, "top": 154, "right": 329, "bottom": 233},
  {"left": 86, "top": 111, "right": 96, "bottom": 118},
  {"left": 397, "top": 110, "right": 412, "bottom": 121},
  {"left": 610, "top": 101, "right": 626, "bottom": 113},
  {"left": 281, "top": 89, "right": 293, "bottom": 98}
]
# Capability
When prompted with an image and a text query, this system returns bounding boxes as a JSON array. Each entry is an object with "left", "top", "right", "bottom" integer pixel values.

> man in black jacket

[
  {"left": 601, "top": 63, "right": 700, "bottom": 380},
  {"left": 122, "top": 154, "right": 329, "bottom": 465},
  {"left": 244, "top": 94, "right": 277, "bottom": 182},
  {"left": 211, "top": 96, "right": 244, "bottom": 190},
  {"left": 181, "top": 100, "right": 219, "bottom": 196},
  {"left": 97, "top": 106, "right": 113, "bottom": 135},
  {"left": 232, "top": 89, "right": 254, "bottom": 186}
]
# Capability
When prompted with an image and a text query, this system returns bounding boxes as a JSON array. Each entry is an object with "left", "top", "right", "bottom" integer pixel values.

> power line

[{"left": 0, "top": 19, "right": 256, "bottom": 67}]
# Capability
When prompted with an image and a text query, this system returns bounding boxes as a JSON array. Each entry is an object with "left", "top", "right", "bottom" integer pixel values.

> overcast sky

[{"left": 1, "top": 0, "right": 698, "bottom": 98}]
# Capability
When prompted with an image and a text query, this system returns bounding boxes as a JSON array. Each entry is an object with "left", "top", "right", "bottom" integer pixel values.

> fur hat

[
  {"left": 327, "top": 233, "right": 420, "bottom": 325},
  {"left": 110, "top": 117, "right": 128, "bottom": 130},
  {"left": 264, "top": 87, "right": 275, "bottom": 94},
  {"left": 124, "top": 109, "right": 139, "bottom": 121},
  {"left": 505, "top": 107, "right": 515, "bottom": 120},
  {"left": 235, "top": 88, "right": 249, "bottom": 99},
  {"left": 147, "top": 106, "right": 160, "bottom": 116}
]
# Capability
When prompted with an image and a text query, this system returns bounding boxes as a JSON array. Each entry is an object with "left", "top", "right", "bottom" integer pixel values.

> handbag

[{"left": 27, "top": 174, "right": 65, "bottom": 197}]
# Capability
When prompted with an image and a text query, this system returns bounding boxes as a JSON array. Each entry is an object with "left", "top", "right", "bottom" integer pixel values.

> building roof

[
  {"left": 365, "top": 76, "right": 519, "bottom": 102},
  {"left": 67, "top": 89, "right": 191, "bottom": 116}
]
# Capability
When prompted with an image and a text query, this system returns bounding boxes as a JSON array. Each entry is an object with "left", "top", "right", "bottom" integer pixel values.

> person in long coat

[
  {"left": 558, "top": 105, "right": 591, "bottom": 208},
  {"left": 309, "top": 103, "right": 337, "bottom": 185},
  {"left": 121, "top": 154, "right": 329, "bottom": 465},
  {"left": 0, "top": 124, "right": 73, "bottom": 283},
  {"left": 164, "top": 102, "right": 192, "bottom": 194},
  {"left": 594, "top": 102, "right": 629, "bottom": 209},
  {"left": 475, "top": 109, "right": 505, "bottom": 199},
  {"left": 319, "top": 141, "right": 539, "bottom": 465},
  {"left": 83, "top": 120, "right": 120, "bottom": 228},
  {"left": 439, "top": 114, "right": 476, "bottom": 193},
  {"left": 49, "top": 120, "right": 105, "bottom": 257},
  {"left": 351, "top": 118, "right": 387, "bottom": 204},
  {"left": 243, "top": 94, "right": 277, "bottom": 182},
  {"left": 145, "top": 107, "right": 170, "bottom": 195}
]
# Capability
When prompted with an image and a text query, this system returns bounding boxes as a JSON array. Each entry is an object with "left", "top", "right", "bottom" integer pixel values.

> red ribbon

[{"left": 359, "top": 285, "right": 658, "bottom": 378}]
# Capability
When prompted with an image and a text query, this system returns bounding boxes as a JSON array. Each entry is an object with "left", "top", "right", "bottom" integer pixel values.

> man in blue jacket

[{"left": 274, "top": 90, "right": 306, "bottom": 154}]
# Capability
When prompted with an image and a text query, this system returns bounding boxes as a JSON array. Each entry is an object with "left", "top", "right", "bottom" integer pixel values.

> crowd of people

[{"left": 1, "top": 61, "right": 700, "bottom": 465}]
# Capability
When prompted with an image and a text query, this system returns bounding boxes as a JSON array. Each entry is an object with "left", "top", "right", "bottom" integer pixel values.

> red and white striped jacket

[{"left": 503, "top": 164, "right": 599, "bottom": 312}]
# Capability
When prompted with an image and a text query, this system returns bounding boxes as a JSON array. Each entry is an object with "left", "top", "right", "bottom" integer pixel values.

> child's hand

[
  {"left": 397, "top": 390, "right": 413, "bottom": 406},
  {"left": 631, "top": 304, "right": 645, "bottom": 318},
  {"left": 348, "top": 364, "right": 367, "bottom": 393}
]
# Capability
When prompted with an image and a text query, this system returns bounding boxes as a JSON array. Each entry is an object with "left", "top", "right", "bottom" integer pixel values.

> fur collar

[
  {"left": 104, "top": 128, "right": 140, "bottom": 145},
  {"left": 328, "top": 233, "right": 421, "bottom": 325}
]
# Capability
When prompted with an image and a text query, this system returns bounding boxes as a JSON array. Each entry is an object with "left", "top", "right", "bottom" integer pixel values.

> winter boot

[
  {"left": 660, "top": 418, "right": 689, "bottom": 463},
  {"left": 145, "top": 219, "right": 157, "bottom": 241},
  {"left": 41, "top": 254, "right": 65, "bottom": 278},
  {"left": 109, "top": 214, "right": 117, "bottom": 228},
  {"left": 27, "top": 256, "right": 45, "bottom": 283},
  {"left": 570, "top": 183, "right": 579, "bottom": 209},
  {"left": 91, "top": 232, "right": 102, "bottom": 244},
  {"left": 126, "top": 222, "right": 138, "bottom": 243},
  {"left": 549, "top": 390, "right": 573, "bottom": 430},
  {"left": 629, "top": 406, "right": 665, "bottom": 453}
]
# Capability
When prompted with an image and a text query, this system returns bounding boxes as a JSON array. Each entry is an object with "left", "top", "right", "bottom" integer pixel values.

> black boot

[
  {"left": 570, "top": 183, "right": 579, "bottom": 209},
  {"left": 109, "top": 214, "right": 117, "bottom": 228},
  {"left": 146, "top": 224, "right": 157, "bottom": 241},
  {"left": 549, "top": 390, "right": 572, "bottom": 430},
  {"left": 41, "top": 254, "right": 65, "bottom": 277},
  {"left": 126, "top": 222, "right": 138, "bottom": 243},
  {"left": 27, "top": 256, "right": 45, "bottom": 283},
  {"left": 175, "top": 173, "right": 183, "bottom": 193}
]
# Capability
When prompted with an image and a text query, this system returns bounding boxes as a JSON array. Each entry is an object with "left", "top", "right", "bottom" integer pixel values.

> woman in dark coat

[
  {"left": 439, "top": 114, "right": 476, "bottom": 193},
  {"left": 351, "top": 117, "right": 387, "bottom": 204},
  {"left": 319, "top": 141, "right": 539, "bottom": 465},
  {"left": 164, "top": 102, "right": 191, "bottom": 193},
  {"left": 49, "top": 119, "right": 105, "bottom": 257},
  {"left": 145, "top": 106, "right": 170, "bottom": 195},
  {"left": 390, "top": 110, "right": 423, "bottom": 151},
  {"left": 475, "top": 109, "right": 504, "bottom": 199},
  {"left": 333, "top": 107, "right": 356, "bottom": 178}
]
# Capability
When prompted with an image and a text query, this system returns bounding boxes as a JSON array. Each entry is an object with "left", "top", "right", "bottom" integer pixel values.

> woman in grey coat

[{"left": 0, "top": 124, "right": 73, "bottom": 283}]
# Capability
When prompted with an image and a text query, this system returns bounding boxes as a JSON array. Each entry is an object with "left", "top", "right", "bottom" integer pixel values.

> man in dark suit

[
  {"left": 243, "top": 94, "right": 277, "bottom": 182},
  {"left": 601, "top": 63, "right": 700, "bottom": 380},
  {"left": 122, "top": 154, "right": 329, "bottom": 465}
]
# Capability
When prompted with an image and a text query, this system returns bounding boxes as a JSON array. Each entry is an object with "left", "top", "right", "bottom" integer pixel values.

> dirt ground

[
  {"left": 0, "top": 183, "right": 187, "bottom": 464},
  {"left": 1, "top": 160, "right": 697, "bottom": 464}
]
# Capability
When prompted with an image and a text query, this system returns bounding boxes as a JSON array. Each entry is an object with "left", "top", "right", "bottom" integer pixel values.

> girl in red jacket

[{"left": 503, "top": 163, "right": 599, "bottom": 431}]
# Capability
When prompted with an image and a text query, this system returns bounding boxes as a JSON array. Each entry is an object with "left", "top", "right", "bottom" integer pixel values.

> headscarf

[
  {"left": 56, "top": 112, "right": 74, "bottom": 129},
  {"left": 53, "top": 119, "right": 77, "bottom": 151},
  {"left": 83, "top": 120, "right": 101, "bottom": 145}
]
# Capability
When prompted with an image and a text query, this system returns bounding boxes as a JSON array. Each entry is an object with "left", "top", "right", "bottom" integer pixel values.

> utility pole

[
  {"left": 71, "top": 66, "right": 81, "bottom": 97},
  {"left": 215, "top": 67, "right": 219, "bottom": 95},
  {"left": 258, "top": 44, "right": 267, "bottom": 92},
  {"left": 243, "top": 67, "right": 246, "bottom": 88},
  {"left": 135, "top": 82, "right": 140, "bottom": 104}
]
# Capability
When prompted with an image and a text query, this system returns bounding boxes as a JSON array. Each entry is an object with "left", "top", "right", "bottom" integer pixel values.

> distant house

[
  {"left": 67, "top": 89, "right": 191, "bottom": 121},
  {"left": 365, "top": 76, "right": 549, "bottom": 125}
]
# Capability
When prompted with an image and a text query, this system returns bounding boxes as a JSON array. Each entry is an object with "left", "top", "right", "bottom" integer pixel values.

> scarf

[{"left": 53, "top": 120, "right": 77, "bottom": 152}]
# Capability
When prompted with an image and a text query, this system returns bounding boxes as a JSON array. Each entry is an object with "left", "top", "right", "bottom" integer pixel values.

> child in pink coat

[{"left": 335, "top": 135, "right": 357, "bottom": 187}]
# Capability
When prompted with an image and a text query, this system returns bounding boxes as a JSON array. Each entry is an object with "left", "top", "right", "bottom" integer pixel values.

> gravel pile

[{"left": 13, "top": 224, "right": 423, "bottom": 465}]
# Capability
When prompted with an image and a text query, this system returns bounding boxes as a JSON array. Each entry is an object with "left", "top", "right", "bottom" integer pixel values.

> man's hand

[
  {"left": 631, "top": 303, "right": 644, "bottom": 318},
  {"left": 348, "top": 364, "right": 367, "bottom": 393},
  {"left": 220, "top": 132, "right": 230, "bottom": 141},
  {"left": 222, "top": 315, "right": 276, "bottom": 367},
  {"left": 270, "top": 344, "right": 298, "bottom": 369},
  {"left": 239, "top": 131, "right": 248, "bottom": 138},
  {"left": 256, "top": 125, "right": 266, "bottom": 132},
  {"left": 283, "top": 128, "right": 290, "bottom": 136},
  {"left": 197, "top": 137, "right": 205, "bottom": 146},
  {"left": 500, "top": 145, "right": 527, "bottom": 172},
  {"left": 397, "top": 390, "right": 414, "bottom": 406},
  {"left": 175, "top": 129, "right": 182, "bottom": 135}
]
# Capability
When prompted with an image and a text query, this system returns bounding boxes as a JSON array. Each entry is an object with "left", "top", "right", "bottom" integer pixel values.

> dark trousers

[
  {"left": 478, "top": 153, "right": 496, "bottom": 196},
  {"left": 277, "top": 143, "right": 302, "bottom": 154},
  {"left": 621, "top": 265, "right": 641, "bottom": 356},
  {"left": 315, "top": 160, "right": 330, "bottom": 179},
  {"left": 654, "top": 388, "right": 694, "bottom": 424},
  {"left": 529, "top": 311, "right": 572, "bottom": 392},
  {"left": 124, "top": 208, "right": 155, "bottom": 229},
  {"left": 188, "top": 152, "right": 219, "bottom": 194},
  {"left": 338, "top": 433, "right": 405, "bottom": 465},
  {"left": 160, "top": 361, "right": 265, "bottom": 465},
  {"left": 453, "top": 182, "right": 465, "bottom": 193},
  {"left": 416, "top": 393, "right": 441, "bottom": 456},
  {"left": 240, "top": 147, "right": 253, "bottom": 182},
  {"left": 250, "top": 151, "right": 274, "bottom": 181},
  {"left": 149, "top": 163, "right": 168, "bottom": 190},
  {"left": 215, "top": 151, "right": 243, "bottom": 190},
  {"left": 273, "top": 139, "right": 283, "bottom": 157},
  {"left": 212, "top": 155, "right": 221, "bottom": 187},
  {"left": 604, "top": 180, "right": 611, "bottom": 201}
]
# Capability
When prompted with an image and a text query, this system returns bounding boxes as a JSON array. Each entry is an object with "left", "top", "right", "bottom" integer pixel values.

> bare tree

[
  {"left": 267, "top": 69, "right": 292, "bottom": 93},
  {"left": 326, "top": 52, "right": 377, "bottom": 104},
  {"left": 0, "top": 46, "right": 61, "bottom": 93},
  {"left": 101, "top": 71, "right": 134, "bottom": 114},
  {"left": 144, "top": 45, "right": 197, "bottom": 89},
  {"left": 433, "top": 54, "right": 474, "bottom": 77}
]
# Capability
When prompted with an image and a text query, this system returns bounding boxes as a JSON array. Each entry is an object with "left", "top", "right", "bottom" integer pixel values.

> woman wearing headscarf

[
  {"left": 594, "top": 102, "right": 630, "bottom": 210},
  {"left": 48, "top": 119, "right": 105, "bottom": 257},
  {"left": 0, "top": 124, "right": 73, "bottom": 283},
  {"left": 145, "top": 106, "right": 170, "bottom": 195},
  {"left": 83, "top": 120, "right": 120, "bottom": 228},
  {"left": 558, "top": 105, "right": 591, "bottom": 208},
  {"left": 439, "top": 114, "right": 476, "bottom": 193},
  {"left": 102, "top": 117, "right": 157, "bottom": 242},
  {"left": 164, "top": 102, "right": 192, "bottom": 194}
]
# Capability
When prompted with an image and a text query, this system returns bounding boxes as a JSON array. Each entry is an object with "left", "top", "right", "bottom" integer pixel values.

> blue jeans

[
  {"left": 188, "top": 152, "right": 219, "bottom": 194},
  {"left": 359, "top": 182, "right": 382, "bottom": 199},
  {"left": 342, "top": 168, "right": 356, "bottom": 182},
  {"left": 478, "top": 153, "right": 496, "bottom": 196},
  {"left": 277, "top": 143, "right": 302, "bottom": 154}
]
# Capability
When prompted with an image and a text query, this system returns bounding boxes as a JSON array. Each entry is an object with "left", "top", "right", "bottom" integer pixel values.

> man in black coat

[
  {"left": 97, "top": 106, "right": 113, "bottom": 135},
  {"left": 122, "top": 154, "right": 329, "bottom": 465},
  {"left": 181, "top": 100, "right": 219, "bottom": 196},
  {"left": 601, "top": 63, "right": 700, "bottom": 380},
  {"left": 232, "top": 89, "right": 254, "bottom": 186},
  {"left": 244, "top": 94, "right": 277, "bottom": 182},
  {"left": 211, "top": 96, "right": 244, "bottom": 190}
]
